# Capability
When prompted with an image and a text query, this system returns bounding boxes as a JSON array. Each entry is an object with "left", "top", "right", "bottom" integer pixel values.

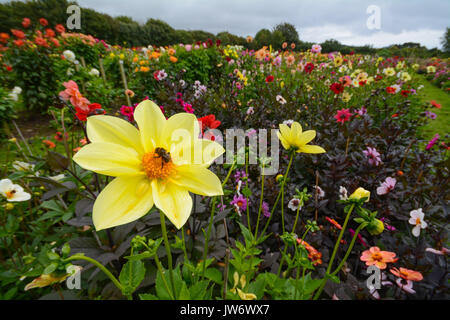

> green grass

[{"left": 416, "top": 74, "right": 450, "bottom": 140}]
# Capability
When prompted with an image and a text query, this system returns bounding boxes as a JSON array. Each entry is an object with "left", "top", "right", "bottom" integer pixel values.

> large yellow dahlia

[{"left": 73, "top": 100, "right": 224, "bottom": 230}]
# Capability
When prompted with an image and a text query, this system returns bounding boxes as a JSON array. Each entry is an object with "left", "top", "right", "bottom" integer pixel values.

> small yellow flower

[
  {"left": 349, "top": 187, "right": 370, "bottom": 202},
  {"left": 73, "top": 100, "right": 225, "bottom": 230},
  {"left": 277, "top": 122, "right": 326, "bottom": 154},
  {"left": 334, "top": 56, "right": 343, "bottom": 67}
]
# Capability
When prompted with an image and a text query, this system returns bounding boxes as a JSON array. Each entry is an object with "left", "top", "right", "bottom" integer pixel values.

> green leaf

[
  {"left": 189, "top": 280, "right": 210, "bottom": 300},
  {"left": 43, "top": 262, "right": 58, "bottom": 275},
  {"left": 178, "top": 282, "right": 190, "bottom": 300},
  {"left": 204, "top": 268, "right": 223, "bottom": 284},
  {"left": 139, "top": 293, "right": 159, "bottom": 300},
  {"left": 328, "top": 274, "right": 340, "bottom": 284},
  {"left": 119, "top": 260, "right": 146, "bottom": 296}
]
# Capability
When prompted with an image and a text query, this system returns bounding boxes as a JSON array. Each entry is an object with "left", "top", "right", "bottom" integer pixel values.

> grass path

[{"left": 416, "top": 74, "right": 450, "bottom": 140}]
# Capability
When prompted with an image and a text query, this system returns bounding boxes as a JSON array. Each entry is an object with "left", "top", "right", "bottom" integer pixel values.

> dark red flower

[
  {"left": 304, "top": 62, "right": 314, "bottom": 74},
  {"left": 330, "top": 82, "right": 344, "bottom": 94},
  {"left": 75, "top": 103, "right": 105, "bottom": 121},
  {"left": 45, "top": 28, "right": 55, "bottom": 38},
  {"left": 11, "top": 29, "right": 25, "bottom": 39},
  {"left": 400, "top": 90, "right": 409, "bottom": 97},
  {"left": 386, "top": 87, "right": 396, "bottom": 94},
  {"left": 216, "top": 39, "right": 221, "bottom": 47},
  {"left": 265, "top": 75, "right": 274, "bottom": 83},
  {"left": 39, "top": 18, "right": 48, "bottom": 27},
  {"left": 55, "top": 24, "right": 65, "bottom": 34},
  {"left": 334, "top": 108, "right": 352, "bottom": 124},
  {"left": 22, "top": 18, "right": 31, "bottom": 28}
]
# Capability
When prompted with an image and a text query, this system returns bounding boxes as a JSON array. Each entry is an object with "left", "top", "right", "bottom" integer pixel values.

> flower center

[
  {"left": 142, "top": 149, "right": 174, "bottom": 180},
  {"left": 372, "top": 252, "right": 383, "bottom": 261},
  {"left": 5, "top": 190, "right": 16, "bottom": 199},
  {"left": 415, "top": 218, "right": 421, "bottom": 225}
]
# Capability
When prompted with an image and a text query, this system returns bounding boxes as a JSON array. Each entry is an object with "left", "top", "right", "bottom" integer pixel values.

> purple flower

[
  {"left": 262, "top": 201, "right": 270, "bottom": 217},
  {"left": 426, "top": 134, "right": 440, "bottom": 150},
  {"left": 363, "top": 147, "right": 382, "bottom": 166},
  {"left": 377, "top": 177, "right": 396, "bottom": 195},
  {"left": 233, "top": 170, "right": 248, "bottom": 182},
  {"left": 217, "top": 203, "right": 226, "bottom": 212},
  {"left": 424, "top": 111, "right": 437, "bottom": 119},
  {"left": 356, "top": 106, "right": 367, "bottom": 116},
  {"left": 231, "top": 195, "right": 247, "bottom": 212}
]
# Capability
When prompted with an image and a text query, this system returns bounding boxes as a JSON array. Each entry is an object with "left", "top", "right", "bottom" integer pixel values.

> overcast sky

[{"left": 5, "top": 0, "right": 450, "bottom": 48}]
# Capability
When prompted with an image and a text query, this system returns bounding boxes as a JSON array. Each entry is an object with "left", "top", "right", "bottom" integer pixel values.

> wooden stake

[
  {"left": 99, "top": 58, "right": 107, "bottom": 84},
  {"left": 119, "top": 60, "right": 132, "bottom": 106}
]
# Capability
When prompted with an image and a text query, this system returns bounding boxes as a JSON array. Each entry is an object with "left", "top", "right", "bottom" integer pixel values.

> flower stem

[
  {"left": 159, "top": 211, "right": 177, "bottom": 299},
  {"left": 313, "top": 203, "right": 355, "bottom": 300},
  {"left": 64, "top": 254, "right": 123, "bottom": 294},
  {"left": 330, "top": 223, "right": 365, "bottom": 276},
  {"left": 254, "top": 166, "right": 265, "bottom": 238},
  {"left": 201, "top": 161, "right": 236, "bottom": 278},
  {"left": 258, "top": 152, "right": 294, "bottom": 241}
]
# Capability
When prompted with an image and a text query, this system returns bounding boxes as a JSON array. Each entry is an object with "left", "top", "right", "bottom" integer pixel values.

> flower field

[{"left": 0, "top": 17, "right": 449, "bottom": 301}]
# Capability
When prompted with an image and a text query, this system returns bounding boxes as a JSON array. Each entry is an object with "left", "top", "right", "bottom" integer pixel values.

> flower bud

[
  {"left": 367, "top": 218, "right": 384, "bottom": 235},
  {"left": 349, "top": 187, "right": 370, "bottom": 202}
]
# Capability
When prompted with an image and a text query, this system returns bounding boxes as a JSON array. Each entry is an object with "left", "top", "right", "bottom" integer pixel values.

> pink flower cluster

[{"left": 175, "top": 92, "right": 194, "bottom": 114}]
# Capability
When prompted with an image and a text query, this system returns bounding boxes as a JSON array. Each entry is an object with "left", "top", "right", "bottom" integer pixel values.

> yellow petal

[
  {"left": 161, "top": 113, "right": 200, "bottom": 151},
  {"left": 86, "top": 115, "right": 143, "bottom": 154},
  {"left": 173, "top": 139, "right": 224, "bottom": 166},
  {"left": 277, "top": 131, "right": 291, "bottom": 150},
  {"left": 152, "top": 181, "right": 192, "bottom": 229},
  {"left": 291, "top": 122, "right": 302, "bottom": 136},
  {"left": 278, "top": 124, "right": 292, "bottom": 142},
  {"left": 73, "top": 142, "right": 142, "bottom": 176},
  {"left": 297, "top": 144, "right": 326, "bottom": 154},
  {"left": 134, "top": 100, "right": 166, "bottom": 152},
  {"left": 171, "top": 165, "right": 223, "bottom": 196},
  {"left": 298, "top": 130, "right": 316, "bottom": 145},
  {"left": 93, "top": 176, "right": 154, "bottom": 230}
]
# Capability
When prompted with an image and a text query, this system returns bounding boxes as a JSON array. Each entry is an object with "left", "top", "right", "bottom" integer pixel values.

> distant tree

[
  {"left": 270, "top": 30, "right": 284, "bottom": 50},
  {"left": 254, "top": 28, "right": 272, "bottom": 47},
  {"left": 145, "top": 18, "right": 176, "bottom": 46},
  {"left": 441, "top": 27, "right": 450, "bottom": 53},
  {"left": 188, "top": 30, "right": 215, "bottom": 42},
  {"left": 273, "top": 22, "right": 299, "bottom": 44},
  {"left": 321, "top": 39, "right": 343, "bottom": 53},
  {"left": 115, "top": 16, "right": 138, "bottom": 25},
  {"left": 216, "top": 31, "right": 246, "bottom": 46}
]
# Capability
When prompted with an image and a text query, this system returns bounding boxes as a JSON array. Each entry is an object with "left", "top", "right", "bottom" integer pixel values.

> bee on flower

[{"left": 0, "top": 179, "right": 31, "bottom": 202}]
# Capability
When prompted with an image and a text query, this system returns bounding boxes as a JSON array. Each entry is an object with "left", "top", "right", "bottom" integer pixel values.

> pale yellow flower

[
  {"left": 73, "top": 100, "right": 225, "bottom": 230},
  {"left": 277, "top": 122, "right": 326, "bottom": 154},
  {"left": 349, "top": 187, "right": 370, "bottom": 202},
  {"left": 383, "top": 67, "right": 395, "bottom": 77}
]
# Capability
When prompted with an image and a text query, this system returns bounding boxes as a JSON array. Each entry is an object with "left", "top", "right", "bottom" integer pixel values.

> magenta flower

[
  {"left": 231, "top": 195, "right": 247, "bottom": 212},
  {"left": 426, "top": 134, "right": 439, "bottom": 150},
  {"left": 183, "top": 102, "right": 194, "bottom": 114},
  {"left": 377, "top": 177, "right": 396, "bottom": 195},
  {"left": 363, "top": 147, "right": 382, "bottom": 166},
  {"left": 120, "top": 105, "right": 135, "bottom": 122}
]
